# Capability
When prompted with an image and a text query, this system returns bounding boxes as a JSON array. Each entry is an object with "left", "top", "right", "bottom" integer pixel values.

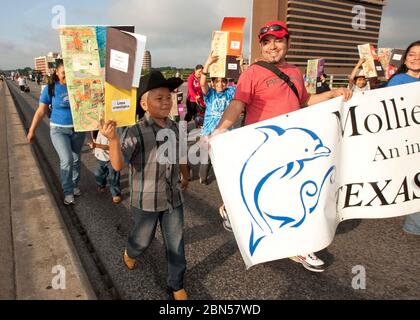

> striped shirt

[{"left": 120, "top": 113, "right": 184, "bottom": 212}]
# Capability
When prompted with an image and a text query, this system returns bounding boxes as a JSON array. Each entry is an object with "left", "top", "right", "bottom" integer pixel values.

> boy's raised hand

[
  {"left": 237, "top": 54, "right": 245, "bottom": 72},
  {"left": 236, "top": 54, "right": 244, "bottom": 65},
  {"left": 357, "top": 57, "right": 366, "bottom": 66},
  {"left": 99, "top": 119, "right": 117, "bottom": 140},
  {"left": 205, "top": 51, "right": 219, "bottom": 67}
]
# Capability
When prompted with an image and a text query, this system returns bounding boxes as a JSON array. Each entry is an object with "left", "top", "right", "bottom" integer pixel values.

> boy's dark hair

[
  {"left": 136, "top": 99, "right": 146, "bottom": 120},
  {"left": 195, "top": 64, "right": 204, "bottom": 71}
]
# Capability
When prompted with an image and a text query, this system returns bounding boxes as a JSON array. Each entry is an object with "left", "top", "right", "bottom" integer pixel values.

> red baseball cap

[{"left": 258, "top": 20, "right": 289, "bottom": 41}]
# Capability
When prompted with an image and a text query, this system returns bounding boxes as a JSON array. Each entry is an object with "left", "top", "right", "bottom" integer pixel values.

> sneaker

[
  {"left": 171, "top": 288, "right": 188, "bottom": 300},
  {"left": 289, "top": 253, "right": 325, "bottom": 272},
  {"left": 112, "top": 195, "right": 122, "bottom": 204},
  {"left": 64, "top": 194, "right": 75, "bottom": 205},
  {"left": 73, "top": 187, "right": 81, "bottom": 197},
  {"left": 219, "top": 205, "right": 233, "bottom": 232},
  {"left": 123, "top": 249, "right": 137, "bottom": 270},
  {"left": 199, "top": 177, "right": 208, "bottom": 185},
  {"left": 223, "top": 219, "right": 233, "bottom": 232},
  {"left": 97, "top": 186, "right": 106, "bottom": 193}
]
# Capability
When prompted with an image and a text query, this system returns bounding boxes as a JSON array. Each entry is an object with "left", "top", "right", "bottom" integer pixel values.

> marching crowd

[{"left": 25, "top": 19, "right": 420, "bottom": 300}]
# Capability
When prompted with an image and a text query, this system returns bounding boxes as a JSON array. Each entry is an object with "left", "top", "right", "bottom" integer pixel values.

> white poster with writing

[{"left": 209, "top": 82, "right": 420, "bottom": 268}]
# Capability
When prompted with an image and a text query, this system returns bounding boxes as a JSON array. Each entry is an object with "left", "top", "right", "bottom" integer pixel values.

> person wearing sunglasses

[{"left": 214, "top": 20, "right": 352, "bottom": 273}]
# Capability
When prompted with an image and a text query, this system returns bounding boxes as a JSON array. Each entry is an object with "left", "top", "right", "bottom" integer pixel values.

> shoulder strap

[{"left": 254, "top": 61, "right": 300, "bottom": 100}]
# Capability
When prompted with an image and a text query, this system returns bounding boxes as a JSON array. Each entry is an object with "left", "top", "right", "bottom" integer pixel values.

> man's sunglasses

[{"left": 259, "top": 24, "right": 287, "bottom": 37}]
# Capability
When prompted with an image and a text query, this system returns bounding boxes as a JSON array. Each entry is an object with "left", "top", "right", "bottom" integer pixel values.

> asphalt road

[{"left": 7, "top": 79, "right": 420, "bottom": 300}]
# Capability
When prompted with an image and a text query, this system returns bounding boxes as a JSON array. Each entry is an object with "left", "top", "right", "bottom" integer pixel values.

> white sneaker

[
  {"left": 64, "top": 194, "right": 75, "bottom": 205},
  {"left": 223, "top": 218, "right": 233, "bottom": 232},
  {"left": 219, "top": 205, "right": 233, "bottom": 232},
  {"left": 73, "top": 187, "right": 81, "bottom": 196},
  {"left": 289, "top": 252, "right": 325, "bottom": 272}
]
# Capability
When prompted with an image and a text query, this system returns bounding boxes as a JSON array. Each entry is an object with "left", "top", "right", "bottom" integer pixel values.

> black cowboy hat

[{"left": 137, "top": 71, "right": 183, "bottom": 100}]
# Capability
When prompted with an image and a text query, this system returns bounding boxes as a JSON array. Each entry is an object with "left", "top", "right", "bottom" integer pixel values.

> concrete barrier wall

[{"left": 1, "top": 81, "right": 96, "bottom": 300}]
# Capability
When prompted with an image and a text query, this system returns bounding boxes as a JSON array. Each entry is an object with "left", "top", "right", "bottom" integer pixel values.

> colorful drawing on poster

[
  {"left": 209, "top": 17, "right": 246, "bottom": 79},
  {"left": 358, "top": 44, "right": 376, "bottom": 78},
  {"left": 358, "top": 43, "right": 384, "bottom": 78},
  {"left": 95, "top": 26, "right": 107, "bottom": 69},
  {"left": 306, "top": 59, "right": 318, "bottom": 94},
  {"left": 378, "top": 48, "right": 392, "bottom": 71},
  {"left": 209, "top": 31, "right": 228, "bottom": 78},
  {"left": 59, "top": 26, "right": 105, "bottom": 132},
  {"left": 306, "top": 59, "right": 325, "bottom": 94},
  {"left": 378, "top": 48, "right": 393, "bottom": 79}
]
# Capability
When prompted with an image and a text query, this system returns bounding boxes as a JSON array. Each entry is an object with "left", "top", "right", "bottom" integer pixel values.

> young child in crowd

[
  {"left": 99, "top": 71, "right": 190, "bottom": 300},
  {"left": 199, "top": 51, "right": 243, "bottom": 232},
  {"left": 348, "top": 58, "right": 371, "bottom": 92},
  {"left": 88, "top": 130, "right": 122, "bottom": 204}
]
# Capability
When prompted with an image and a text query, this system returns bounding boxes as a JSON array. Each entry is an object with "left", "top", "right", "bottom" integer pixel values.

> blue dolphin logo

[{"left": 239, "top": 125, "right": 334, "bottom": 256}]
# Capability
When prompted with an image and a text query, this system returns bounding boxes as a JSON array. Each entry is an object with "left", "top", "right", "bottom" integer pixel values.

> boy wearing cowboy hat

[{"left": 99, "top": 71, "right": 190, "bottom": 300}]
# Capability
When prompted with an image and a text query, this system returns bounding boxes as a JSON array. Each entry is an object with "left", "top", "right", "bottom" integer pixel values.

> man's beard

[
  {"left": 265, "top": 54, "right": 284, "bottom": 64},
  {"left": 268, "top": 57, "right": 283, "bottom": 64}
]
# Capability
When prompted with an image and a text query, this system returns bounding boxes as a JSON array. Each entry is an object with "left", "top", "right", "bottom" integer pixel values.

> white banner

[{"left": 209, "top": 82, "right": 420, "bottom": 268}]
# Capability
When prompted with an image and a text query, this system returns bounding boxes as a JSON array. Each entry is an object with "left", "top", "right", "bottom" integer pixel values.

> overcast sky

[{"left": 0, "top": 0, "right": 418, "bottom": 70}]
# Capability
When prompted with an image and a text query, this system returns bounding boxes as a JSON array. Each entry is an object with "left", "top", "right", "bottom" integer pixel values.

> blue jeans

[
  {"left": 127, "top": 205, "right": 186, "bottom": 292},
  {"left": 95, "top": 159, "right": 121, "bottom": 196},
  {"left": 50, "top": 127, "right": 86, "bottom": 196},
  {"left": 199, "top": 156, "right": 212, "bottom": 183},
  {"left": 403, "top": 212, "right": 420, "bottom": 235}
]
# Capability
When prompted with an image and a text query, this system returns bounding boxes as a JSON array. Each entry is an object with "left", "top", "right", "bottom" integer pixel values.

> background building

[
  {"left": 34, "top": 56, "right": 47, "bottom": 76},
  {"left": 34, "top": 52, "right": 61, "bottom": 76},
  {"left": 251, "top": 0, "right": 386, "bottom": 82},
  {"left": 142, "top": 50, "right": 151, "bottom": 72}
]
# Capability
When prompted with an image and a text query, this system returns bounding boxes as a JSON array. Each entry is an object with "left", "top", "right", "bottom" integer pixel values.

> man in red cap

[{"left": 214, "top": 20, "right": 352, "bottom": 273}]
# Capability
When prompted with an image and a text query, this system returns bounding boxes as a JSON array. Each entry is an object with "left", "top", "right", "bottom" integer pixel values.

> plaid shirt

[{"left": 120, "top": 113, "right": 184, "bottom": 212}]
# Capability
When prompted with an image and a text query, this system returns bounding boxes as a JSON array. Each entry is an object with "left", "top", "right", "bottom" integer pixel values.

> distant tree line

[{"left": 150, "top": 67, "right": 194, "bottom": 80}]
